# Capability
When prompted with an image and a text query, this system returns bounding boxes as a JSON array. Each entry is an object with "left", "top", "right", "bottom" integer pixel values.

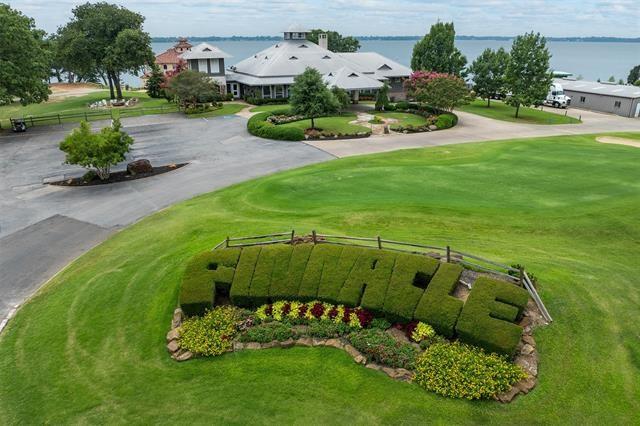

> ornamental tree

[
  {"left": 375, "top": 83, "right": 390, "bottom": 111},
  {"left": 145, "top": 64, "right": 165, "bottom": 98},
  {"left": 628, "top": 65, "right": 640, "bottom": 85},
  {"left": 331, "top": 86, "right": 350, "bottom": 112},
  {"left": 59, "top": 119, "right": 133, "bottom": 180},
  {"left": 468, "top": 47, "right": 510, "bottom": 107},
  {"left": 289, "top": 68, "right": 339, "bottom": 129},
  {"left": 411, "top": 21, "right": 467, "bottom": 76},
  {"left": 504, "top": 32, "right": 552, "bottom": 118},
  {"left": 404, "top": 72, "right": 469, "bottom": 111},
  {"left": 167, "top": 69, "right": 222, "bottom": 107},
  {"left": 0, "top": 4, "right": 51, "bottom": 105}
]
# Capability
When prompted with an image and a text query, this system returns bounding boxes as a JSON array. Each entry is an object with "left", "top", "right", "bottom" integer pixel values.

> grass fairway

[
  {"left": 0, "top": 90, "right": 174, "bottom": 127},
  {"left": 458, "top": 99, "right": 582, "bottom": 124},
  {"left": 1, "top": 133, "right": 640, "bottom": 423},
  {"left": 280, "top": 114, "right": 370, "bottom": 134}
]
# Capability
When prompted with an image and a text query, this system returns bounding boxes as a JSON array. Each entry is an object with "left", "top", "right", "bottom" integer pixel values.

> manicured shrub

[
  {"left": 244, "top": 97, "right": 289, "bottom": 105},
  {"left": 435, "top": 113, "right": 457, "bottom": 129},
  {"left": 383, "top": 254, "right": 439, "bottom": 322},
  {"left": 249, "top": 245, "right": 280, "bottom": 306},
  {"left": 413, "top": 341, "right": 526, "bottom": 399},
  {"left": 413, "top": 263, "right": 464, "bottom": 338},
  {"left": 180, "top": 249, "right": 240, "bottom": 316},
  {"left": 179, "top": 306, "right": 244, "bottom": 356},
  {"left": 239, "top": 321, "right": 295, "bottom": 343},
  {"left": 247, "top": 111, "right": 305, "bottom": 141},
  {"left": 299, "top": 245, "right": 342, "bottom": 301},
  {"left": 262, "top": 244, "right": 293, "bottom": 300},
  {"left": 270, "top": 244, "right": 313, "bottom": 300},
  {"left": 455, "top": 276, "right": 529, "bottom": 356},
  {"left": 229, "top": 246, "right": 262, "bottom": 307},
  {"left": 348, "top": 329, "right": 419, "bottom": 369},
  {"left": 315, "top": 245, "right": 360, "bottom": 303},
  {"left": 340, "top": 249, "right": 397, "bottom": 315}
]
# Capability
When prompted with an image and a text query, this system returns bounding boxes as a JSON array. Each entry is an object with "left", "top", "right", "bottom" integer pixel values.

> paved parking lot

[{"left": 0, "top": 114, "right": 333, "bottom": 324}]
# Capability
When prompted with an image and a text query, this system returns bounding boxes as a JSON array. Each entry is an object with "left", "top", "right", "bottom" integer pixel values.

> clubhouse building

[{"left": 156, "top": 25, "right": 411, "bottom": 101}]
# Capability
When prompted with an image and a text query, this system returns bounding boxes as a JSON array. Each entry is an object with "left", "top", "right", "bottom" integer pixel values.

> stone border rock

[{"left": 166, "top": 301, "right": 540, "bottom": 401}]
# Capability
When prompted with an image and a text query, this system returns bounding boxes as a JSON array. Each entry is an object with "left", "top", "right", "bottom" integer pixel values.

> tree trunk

[
  {"left": 112, "top": 72, "right": 123, "bottom": 100},
  {"left": 107, "top": 73, "right": 115, "bottom": 100},
  {"left": 311, "top": 117, "right": 315, "bottom": 129},
  {"left": 487, "top": 97, "right": 490, "bottom": 107},
  {"left": 515, "top": 104, "right": 520, "bottom": 118}
]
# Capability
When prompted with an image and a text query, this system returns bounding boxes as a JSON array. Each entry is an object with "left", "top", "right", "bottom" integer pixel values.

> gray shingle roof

[
  {"left": 556, "top": 78, "right": 640, "bottom": 99},
  {"left": 227, "top": 39, "right": 411, "bottom": 90},
  {"left": 181, "top": 43, "right": 232, "bottom": 60}
]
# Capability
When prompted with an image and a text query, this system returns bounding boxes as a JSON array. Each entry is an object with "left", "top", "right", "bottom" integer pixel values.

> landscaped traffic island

[{"left": 172, "top": 239, "right": 544, "bottom": 401}]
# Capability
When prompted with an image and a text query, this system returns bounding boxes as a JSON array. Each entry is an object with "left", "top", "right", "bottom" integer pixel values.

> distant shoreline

[{"left": 151, "top": 35, "right": 640, "bottom": 43}]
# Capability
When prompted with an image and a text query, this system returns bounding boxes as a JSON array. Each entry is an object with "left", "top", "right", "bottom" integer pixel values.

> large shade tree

[
  {"left": 627, "top": 65, "right": 640, "bottom": 85},
  {"left": 289, "top": 67, "right": 339, "bottom": 129},
  {"left": 411, "top": 22, "right": 467, "bottom": 76},
  {"left": 307, "top": 29, "right": 360, "bottom": 52},
  {"left": 504, "top": 32, "right": 552, "bottom": 118},
  {"left": 57, "top": 2, "right": 154, "bottom": 99},
  {"left": 166, "top": 70, "right": 222, "bottom": 107},
  {"left": 468, "top": 47, "right": 510, "bottom": 107},
  {"left": 404, "top": 71, "right": 469, "bottom": 112},
  {"left": 0, "top": 4, "right": 51, "bottom": 105}
]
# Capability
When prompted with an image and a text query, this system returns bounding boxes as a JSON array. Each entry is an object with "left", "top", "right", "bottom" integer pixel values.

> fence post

[
  {"left": 84, "top": 112, "right": 88, "bottom": 122},
  {"left": 519, "top": 267, "right": 525, "bottom": 286},
  {"left": 30, "top": 116, "right": 34, "bottom": 127},
  {"left": 290, "top": 229, "right": 295, "bottom": 244},
  {"left": 446, "top": 245, "right": 451, "bottom": 263},
  {"left": 225, "top": 236, "right": 229, "bottom": 248},
  {"left": 377, "top": 235, "right": 382, "bottom": 249},
  {"left": 58, "top": 114, "right": 61, "bottom": 125},
  {"left": 312, "top": 230, "right": 317, "bottom": 244}
]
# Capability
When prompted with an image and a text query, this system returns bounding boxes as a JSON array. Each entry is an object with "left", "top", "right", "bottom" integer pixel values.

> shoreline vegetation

[{"left": 151, "top": 35, "right": 640, "bottom": 43}]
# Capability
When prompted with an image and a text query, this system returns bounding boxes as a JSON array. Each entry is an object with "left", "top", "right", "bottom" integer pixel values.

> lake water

[{"left": 123, "top": 39, "right": 640, "bottom": 87}]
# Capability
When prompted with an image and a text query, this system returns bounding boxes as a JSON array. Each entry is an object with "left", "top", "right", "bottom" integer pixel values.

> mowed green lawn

[
  {"left": 249, "top": 103, "right": 291, "bottom": 113},
  {"left": 280, "top": 114, "right": 370, "bottom": 134},
  {"left": 1, "top": 133, "right": 639, "bottom": 423},
  {"left": 458, "top": 99, "right": 582, "bottom": 124},
  {"left": 0, "top": 90, "right": 174, "bottom": 127},
  {"left": 185, "top": 103, "right": 246, "bottom": 118}
]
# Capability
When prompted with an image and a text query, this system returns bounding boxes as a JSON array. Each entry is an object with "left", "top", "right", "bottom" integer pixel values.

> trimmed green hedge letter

[
  {"left": 455, "top": 276, "right": 529, "bottom": 356},
  {"left": 413, "top": 263, "right": 464, "bottom": 338},
  {"left": 383, "top": 253, "right": 440, "bottom": 323},
  {"left": 229, "top": 246, "right": 262, "bottom": 308},
  {"left": 179, "top": 249, "right": 240, "bottom": 316}
]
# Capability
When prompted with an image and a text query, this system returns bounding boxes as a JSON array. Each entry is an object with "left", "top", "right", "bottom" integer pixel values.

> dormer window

[
  {"left": 298, "top": 44, "right": 308, "bottom": 48},
  {"left": 348, "top": 72, "right": 359, "bottom": 77},
  {"left": 378, "top": 64, "right": 392, "bottom": 70},
  {"left": 203, "top": 47, "right": 211, "bottom": 52},
  {"left": 322, "top": 55, "right": 331, "bottom": 59},
  {"left": 289, "top": 56, "right": 298, "bottom": 60}
]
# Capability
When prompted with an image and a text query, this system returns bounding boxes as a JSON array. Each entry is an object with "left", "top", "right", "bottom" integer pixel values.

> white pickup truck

[{"left": 543, "top": 82, "right": 571, "bottom": 108}]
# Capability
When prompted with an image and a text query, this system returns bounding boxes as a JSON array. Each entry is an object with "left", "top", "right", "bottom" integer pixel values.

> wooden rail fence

[{"left": 212, "top": 230, "right": 553, "bottom": 323}]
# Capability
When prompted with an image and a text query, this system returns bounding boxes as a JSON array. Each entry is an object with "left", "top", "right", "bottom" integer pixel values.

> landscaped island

[{"left": 172, "top": 236, "right": 544, "bottom": 401}]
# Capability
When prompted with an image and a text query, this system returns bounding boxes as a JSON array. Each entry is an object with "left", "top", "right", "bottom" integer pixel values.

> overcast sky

[{"left": 8, "top": 0, "right": 640, "bottom": 37}]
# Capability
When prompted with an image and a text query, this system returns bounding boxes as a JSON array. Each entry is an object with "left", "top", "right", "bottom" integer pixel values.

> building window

[
  {"left": 163, "top": 64, "right": 167, "bottom": 70},
  {"left": 580, "top": 96, "right": 585, "bottom": 103},
  {"left": 262, "top": 85, "right": 271, "bottom": 98},
  {"left": 614, "top": 101, "right": 621, "bottom": 108}
]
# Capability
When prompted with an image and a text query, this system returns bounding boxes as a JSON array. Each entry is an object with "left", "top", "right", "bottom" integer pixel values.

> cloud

[{"left": 5, "top": 0, "right": 640, "bottom": 37}]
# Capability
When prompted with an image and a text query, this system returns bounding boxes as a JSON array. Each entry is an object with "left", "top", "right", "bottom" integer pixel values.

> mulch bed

[{"left": 49, "top": 163, "right": 188, "bottom": 186}]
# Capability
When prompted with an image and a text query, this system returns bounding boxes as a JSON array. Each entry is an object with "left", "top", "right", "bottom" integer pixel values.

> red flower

[
  {"left": 298, "top": 304, "right": 308, "bottom": 318},
  {"left": 328, "top": 306, "right": 339, "bottom": 320},
  {"left": 342, "top": 307, "right": 352, "bottom": 323},
  {"left": 310, "top": 302, "right": 324, "bottom": 319},
  {"left": 404, "top": 320, "right": 419, "bottom": 339},
  {"left": 355, "top": 308, "right": 374, "bottom": 328},
  {"left": 265, "top": 304, "right": 273, "bottom": 317},
  {"left": 282, "top": 302, "right": 291, "bottom": 316}
]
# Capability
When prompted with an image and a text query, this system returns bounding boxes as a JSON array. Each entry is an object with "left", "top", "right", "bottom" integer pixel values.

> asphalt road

[{"left": 0, "top": 113, "right": 333, "bottom": 326}]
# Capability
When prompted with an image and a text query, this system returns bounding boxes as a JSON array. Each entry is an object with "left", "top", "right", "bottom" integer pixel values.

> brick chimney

[{"left": 318, "top": 33, "right": 328, "bottom": 50}]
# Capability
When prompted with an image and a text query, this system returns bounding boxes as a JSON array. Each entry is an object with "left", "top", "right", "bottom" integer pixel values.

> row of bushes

[
  {"left": 244, "top": 97, "right": 289, "bottom": 106},
  {"left": 183, "top": 102, "right": 223, "bottom": 115},
  {"left": 180, "top": 244, "right": 529, "bottom": 356},
  {"left": 247, "top": 111, "right": 305, "bottom": 141}
]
